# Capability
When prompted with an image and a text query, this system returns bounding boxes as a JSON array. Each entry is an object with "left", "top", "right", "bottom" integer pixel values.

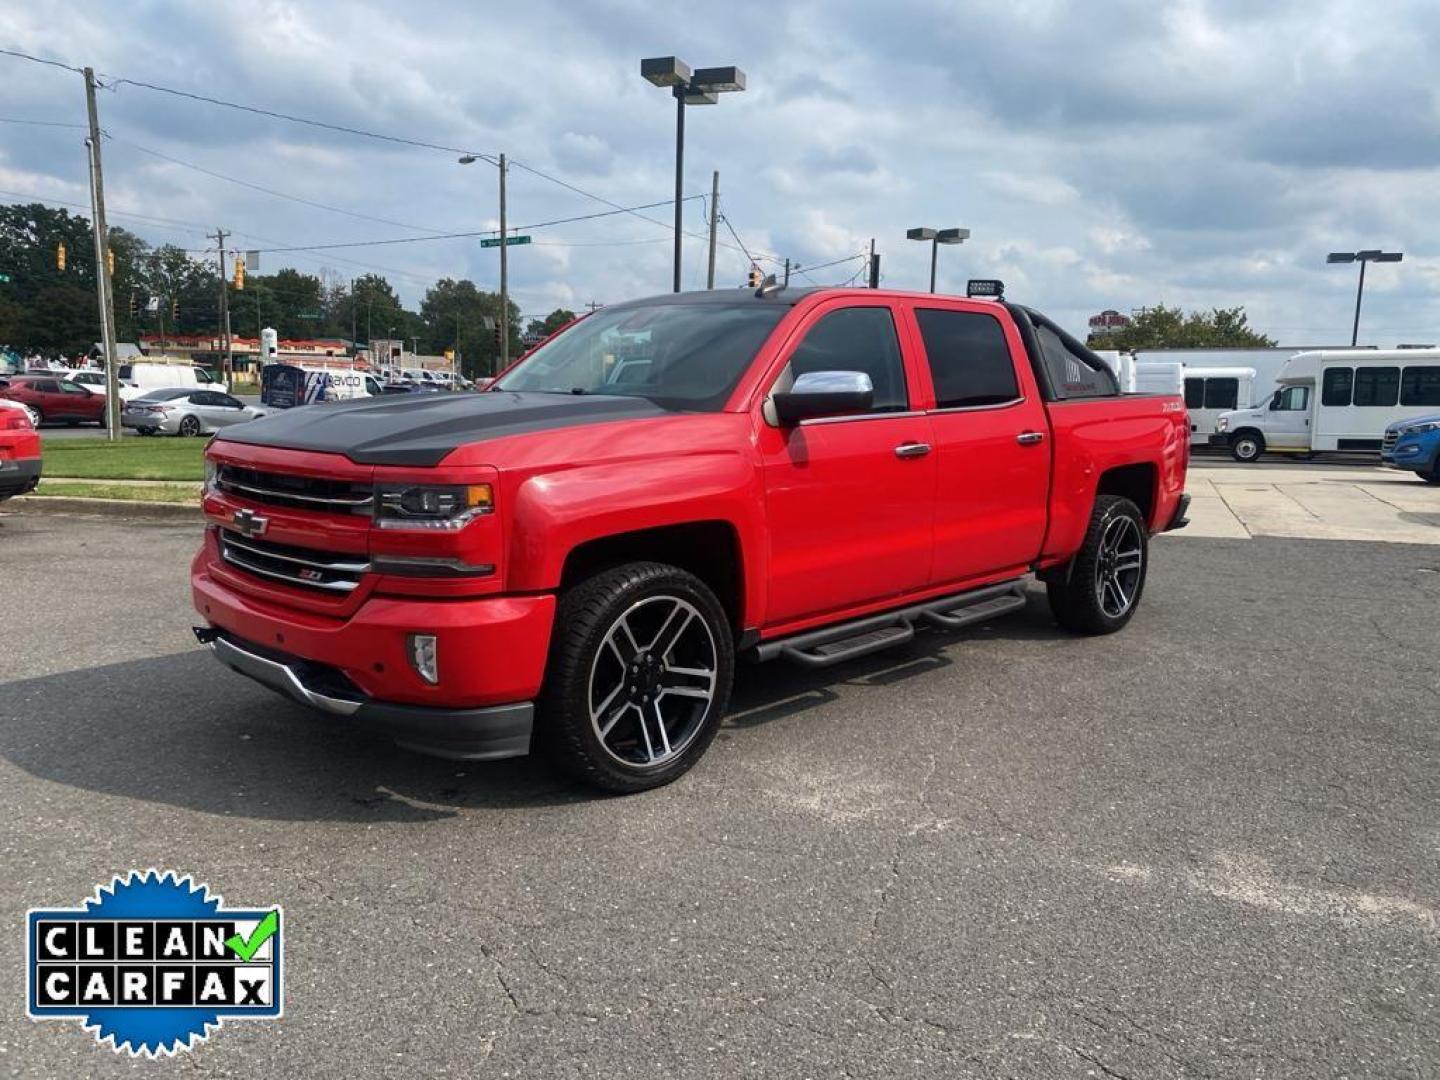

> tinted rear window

[{"left": 915, "top": 308, "right": 1020, "bottom": 408}]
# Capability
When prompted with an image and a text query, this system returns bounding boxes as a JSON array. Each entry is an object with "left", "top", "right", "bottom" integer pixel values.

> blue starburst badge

[{"left": 26, "top": 870, "right": 283, "bottom": 1056}]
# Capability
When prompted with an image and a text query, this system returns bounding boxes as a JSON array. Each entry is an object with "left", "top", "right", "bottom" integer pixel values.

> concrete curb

[{"left": 5, "top": 495, "right": 202, "bottom": 522}]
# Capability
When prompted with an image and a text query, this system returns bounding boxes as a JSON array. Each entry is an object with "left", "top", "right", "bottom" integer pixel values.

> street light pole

[
  {"left": 907, "top": 227, "right": 970, "bottom": 294},
  {"left": 642, "top": 57, "right": 746, "bottom": 293},
  {"left": 1327, "top": 250, "right": 1403, "bottom": 346}
]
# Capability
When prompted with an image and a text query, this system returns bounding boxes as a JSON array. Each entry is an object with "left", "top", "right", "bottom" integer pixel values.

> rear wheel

[
  {"left": 1419, "top": 468, "right": 1440, "bottom": 486},
  {"left": 1047, "top": 495, "right": 1149, "bottom": 635},
  {"left": 1230, "top": 431, "right": 1264, "bottom": 462},
  {"left": 538, "top": 562, "right": 733, "bottom": 793},
  {"left": 178, "top": 415, "right": 201, "bottom": 437}
]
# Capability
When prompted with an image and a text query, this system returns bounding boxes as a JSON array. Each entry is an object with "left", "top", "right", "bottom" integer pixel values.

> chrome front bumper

[{"left": 197, "top": 627, "right": 534, "bottom": 760}]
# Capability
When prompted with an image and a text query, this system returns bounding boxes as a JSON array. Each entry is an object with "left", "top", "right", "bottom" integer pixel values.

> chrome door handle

[
  {"left": 1016, "top": 431, "right": 1045, "bottom": 445},
  {"left": 895, "top": 442, "right": 932, "bottom": 459}
]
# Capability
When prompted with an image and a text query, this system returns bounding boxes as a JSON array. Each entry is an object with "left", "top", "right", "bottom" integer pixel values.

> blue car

[{"left": 1382, "top": 413, "right": 1440, "bottom": 484}]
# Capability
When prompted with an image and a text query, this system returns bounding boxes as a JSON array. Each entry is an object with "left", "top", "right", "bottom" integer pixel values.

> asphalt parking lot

[{"left": 2, "top": 508, "right": 1438, "bottom": 1078}]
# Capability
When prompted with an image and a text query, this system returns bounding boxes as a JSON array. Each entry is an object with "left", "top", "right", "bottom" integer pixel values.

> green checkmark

[{"left": 225, "top": 910, "right": 279, "bottom": 961}]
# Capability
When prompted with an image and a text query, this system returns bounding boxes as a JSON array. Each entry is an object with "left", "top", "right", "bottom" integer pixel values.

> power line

[
  {"left": 0, "top": 47, "right": 82, "bottom": 74},
  {"left": 105, "top": 133, "right": 455, "bottom": 234},
  {"left": 241, "top": 196, "right": 703, "bottom": 253},
  {"left": 0, "top": 116, "right": 86, "bottom": 129},
  {"left": 0, "top": 49, "right": 792, "bottom": 267},
  {"left": 104, "top": 76, "right": 497, "bottom": 163}
]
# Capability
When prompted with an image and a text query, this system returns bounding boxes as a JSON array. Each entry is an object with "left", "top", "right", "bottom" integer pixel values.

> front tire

[
  {"left": 1230, "top": 431, "right": 1264, "bottom": 462},
  {"left": 538, "top": 562, "right": 734, "bottom": 793},
  {"left": 1047, "top": 495, "right": 1149, "bottom": 635},
  {"left": 1419, "top": 468, "right": 1440, "bottom": 486}
]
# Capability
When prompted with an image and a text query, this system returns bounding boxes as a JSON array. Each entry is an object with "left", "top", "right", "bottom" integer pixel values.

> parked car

[
  {"left": 193, "top": 285, "right": 1190, "bottom": 792},
  {"left": 0, "top": 374, "right": 107, "bottom": 427},
  {"left": 122, "top": 388, "right": 268, "bottom": 437},
  {"left": 0, "top": 396, "right": 40, "bottom": 428},
  {"left": 1382, "top": 412, "right": 1440, "bottom": 484},
  {"left": 0, "top": 398, "right": 41, "bottom": 500}
]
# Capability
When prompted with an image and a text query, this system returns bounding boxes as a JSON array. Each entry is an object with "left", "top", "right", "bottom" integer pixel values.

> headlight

[
  {"left": 1216, "top": 417, "right": 1229, "bottom": 432},
  {"left": 374, "top": 483, "right": 493, "bottom": 530},
  {"left": 203, "top": 458, "right": 218, "bottom": 489},
  {"left": 1403, "top": 421, "right": 1440, "bottom": 435}
]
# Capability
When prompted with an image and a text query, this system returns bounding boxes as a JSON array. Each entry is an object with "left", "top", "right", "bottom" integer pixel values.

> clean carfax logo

[{"left": 25, "top": 870, "right": 283, "bottom": 1057}]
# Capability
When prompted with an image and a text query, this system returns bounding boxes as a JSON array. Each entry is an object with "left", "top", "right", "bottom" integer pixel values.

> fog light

[{"left": 407, "top": 633, "right": 439, "bottom": 684}]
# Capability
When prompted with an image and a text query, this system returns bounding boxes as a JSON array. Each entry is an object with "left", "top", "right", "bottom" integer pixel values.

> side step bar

[{"left": 756, "top": 581, "right": 1027, "bottom": 669}]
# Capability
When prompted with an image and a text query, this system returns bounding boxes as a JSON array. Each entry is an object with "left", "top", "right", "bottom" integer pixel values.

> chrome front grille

[
  {"left": 216, "top": 464, "right": 372, "bottom": 514},
  {"left": 1382, "top": 430, "right": 1399, "bottom": 452},
  {"left": 219, "top": 531, "right": 369, "bottom": 593}
]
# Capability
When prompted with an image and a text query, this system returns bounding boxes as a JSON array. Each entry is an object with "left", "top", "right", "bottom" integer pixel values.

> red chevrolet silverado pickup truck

[{"left": 193, "top": 287, "right": 1189, "bottom": 791}]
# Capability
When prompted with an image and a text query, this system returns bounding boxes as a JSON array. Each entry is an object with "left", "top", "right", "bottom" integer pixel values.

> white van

[
  {"left": 1214, "top": 349, "right": 1440, "bottom": 461},
  {"left": 116, "top": 361, "right": 227, "bottom": 401}
]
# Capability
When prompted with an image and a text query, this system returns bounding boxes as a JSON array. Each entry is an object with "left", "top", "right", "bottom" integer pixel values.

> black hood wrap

[{"left": 214, "top": 391, "right": 669, "bottom": 466}]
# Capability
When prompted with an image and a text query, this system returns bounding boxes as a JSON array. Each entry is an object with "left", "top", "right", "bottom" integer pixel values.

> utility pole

[
  {"left": 83, "top": 68, "right": 121, "bottom": 441},
  {"left": 498, "top": 152, "right": 510, "bottom": 369},
  {"left": 783, "top": 258, "right": 790, "bottom": 286},
  {"left": 349, "top": 278, "right": 356, "bottom": 352},
  {"left": 208, "top": 228, "right": 231, "bottom": 384},
  {"left": 706, "top": 170, "right": 719, "bottom": 290}
]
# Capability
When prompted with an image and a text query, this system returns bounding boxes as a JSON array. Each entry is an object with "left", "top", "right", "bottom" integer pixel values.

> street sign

[
  {"left": 297, "top": 312, "right": 323, "bottom": 320},
  {"left": 479, "top": 235, "right": 532, "bottom": 248}
]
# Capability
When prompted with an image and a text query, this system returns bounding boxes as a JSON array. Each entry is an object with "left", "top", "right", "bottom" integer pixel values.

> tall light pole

[
  {"left": 459, "top": 152, "right": 511, "bottom": 367},
  {"left": 641, "top": 57, "right": 746, "bottom": 293},
  {"left": 1327, "top": 249, "right": 1403, "bottom": 346},
  {"left": 907, "top": 227, "right": 970, "bottom": 293}
]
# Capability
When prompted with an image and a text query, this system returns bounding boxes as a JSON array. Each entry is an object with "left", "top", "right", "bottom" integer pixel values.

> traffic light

[
  {"left": 493, "top": 322, "right": 502, "bottom": 349},
  {"left": 107, "top": 247, "right": 114, "bottom": 276},
  {"left": 747, "top": 265, "right": 762, "bottom": 288},
  {"left": 56, "top": 242, "right": 66, "bottom": 272},
  {"left": 171, "top": 298, "right": 179, "bottom": 320},
  {"left": 128, "top": 291, "right": 137, "bottom": 317},
  {"left": 233, "top": 256, "right": 245, "bottom": 290}
]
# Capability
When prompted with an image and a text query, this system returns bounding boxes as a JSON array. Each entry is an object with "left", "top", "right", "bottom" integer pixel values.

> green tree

[
  {"left": 419, "top": 278, "right": 520, "bottom": 377},
  {"left": 1100, "top": 305, "right": 1275, "bottom": 350},
  {"left": 526, "top": 308, "right": 577, "bottom": 339}
]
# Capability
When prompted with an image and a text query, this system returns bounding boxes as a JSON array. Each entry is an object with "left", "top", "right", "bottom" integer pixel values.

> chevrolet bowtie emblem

[{"left": 233, "top": 507, "right": 269, "bottom": 539}]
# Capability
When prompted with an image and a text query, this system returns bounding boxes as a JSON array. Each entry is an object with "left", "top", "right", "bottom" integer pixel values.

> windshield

[{"left": 493, "top": 302, "right": 787, "bottom": 410}]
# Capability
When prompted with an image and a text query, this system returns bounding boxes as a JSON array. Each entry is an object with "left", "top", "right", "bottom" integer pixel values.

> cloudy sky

[{"left": 3, "top": 0, "right": 1437, "bottom": 343}]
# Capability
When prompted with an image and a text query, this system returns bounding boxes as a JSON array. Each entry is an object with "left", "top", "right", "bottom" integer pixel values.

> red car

[
  {"left": 0, "top": 374, "right": 107, "bottom": 427},
  {"left": 0, "top": 400, "right": 41, "bottom": 500},
  {"left": 193, "top": 286, "right": 1190, "bottom": 791}
]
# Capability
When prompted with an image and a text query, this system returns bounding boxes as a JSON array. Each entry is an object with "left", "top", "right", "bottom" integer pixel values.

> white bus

[
  {"left": 1176, "top": 366, "right": 1255, "bottom": 448},
  {"left": 1214, "top": 349, "right": 1440, "bottom": 461}
]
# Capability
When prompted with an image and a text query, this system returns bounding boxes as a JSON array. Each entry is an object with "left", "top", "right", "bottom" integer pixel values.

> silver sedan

[{"left": 121, "top": 388, "right": 269, "bottom": 437}]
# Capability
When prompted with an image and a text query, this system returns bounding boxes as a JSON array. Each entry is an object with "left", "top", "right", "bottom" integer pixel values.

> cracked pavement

[{"left": 1, "top": 510, "right": 1437, "bottom": 1078}]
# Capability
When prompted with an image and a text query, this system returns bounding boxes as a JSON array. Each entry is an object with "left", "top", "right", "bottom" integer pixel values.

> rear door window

[
  {"left": 914, "top": 308, "right": 1019, "bottom": 409},
  {"left": 1353, "top": 367, "right": 1399, "bottom": 407}
]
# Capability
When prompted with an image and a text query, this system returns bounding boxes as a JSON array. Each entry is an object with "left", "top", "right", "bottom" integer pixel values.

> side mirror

[{"left": 773, "top": 371, "right": 874, "bottom": 425}]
